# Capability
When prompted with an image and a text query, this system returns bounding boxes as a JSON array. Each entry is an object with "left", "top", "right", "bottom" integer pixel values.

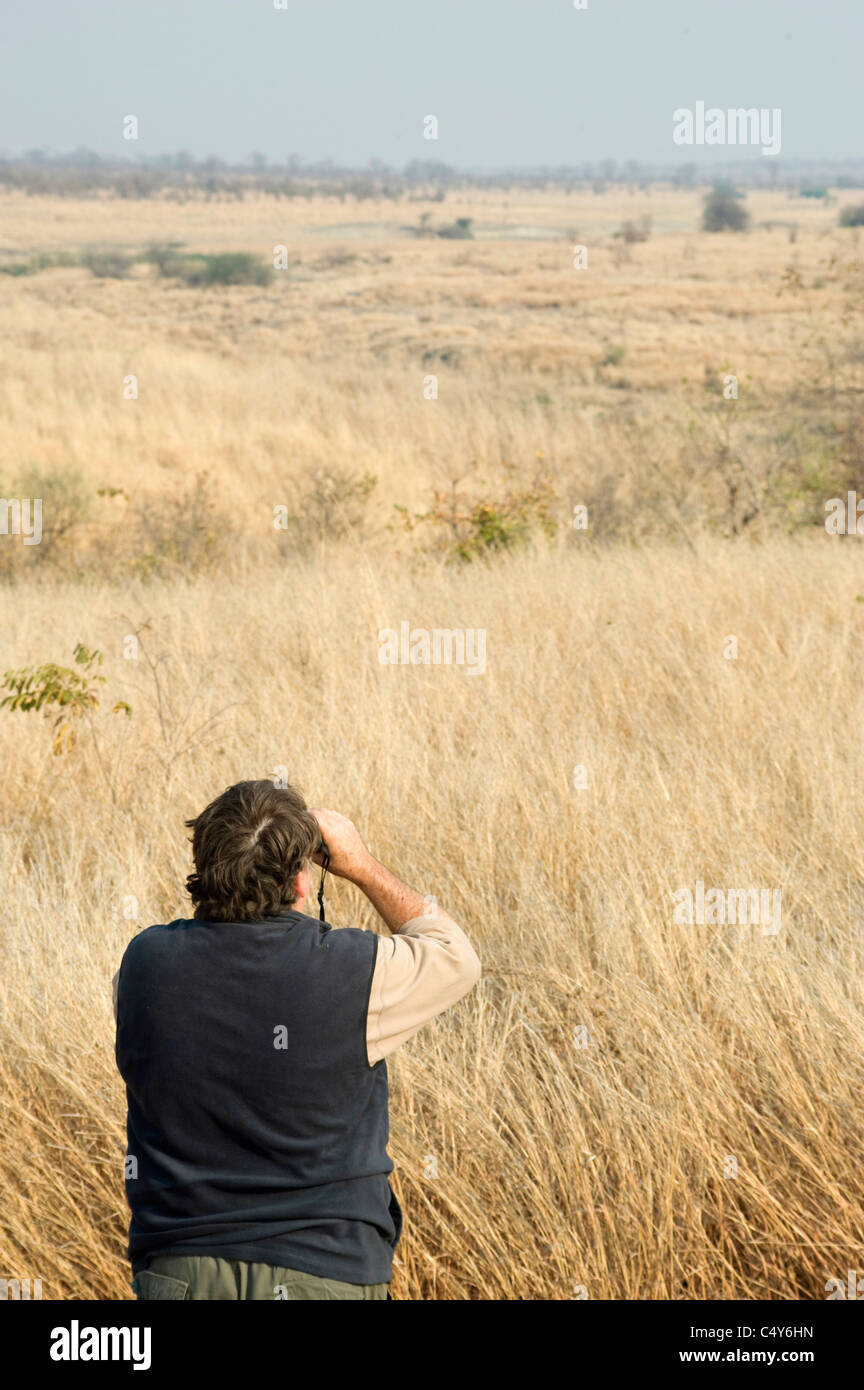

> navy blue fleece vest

[{"left": 115, "top": 911, "right": 401, "bottom": 1284}]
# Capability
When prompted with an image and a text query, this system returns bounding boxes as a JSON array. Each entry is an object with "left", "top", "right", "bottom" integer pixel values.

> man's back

[{"left": 116, "top": 911, "right": 400, "bottom": 1286}]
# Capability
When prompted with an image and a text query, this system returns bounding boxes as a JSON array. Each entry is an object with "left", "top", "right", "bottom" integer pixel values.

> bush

[
  {"left": 131, "top": 472, "right": 231, "bottom": 579},
  {"left": 0, "top": 251, "right": 80, "bottom": 277},
  {"left": 189, "top": 252, "right": 272, "bottom": 286},
  {"left": 702, "top": 186, "right": 750, "bottom": 233},
  {"left": 601, "top": 343, "right": 627, "bottom": 367},
  {"left": 413, "top": 213, "right": 436, "bottom": 238},
  {"left": 437, "top": 217, "right": 474, "bottom": 240},
  {"left": 279, "top": 466, "right": 378, "bottom": 549},
  {"left": 398, "top": 473, "right": 558, "bottom": 561},
  {"left": 147, "top": 247, "right": 272, "bottom": 287},
  {"left": 141, "top": 242, "right": 186, "bottom": 274},
  {"left": 1, "top": 465, "right": 91, "bottom": 576},
  {"left": 616, "top": 217, "right": 652, "bottom": 244},
  {"left": 839, "top": 202, "right": 864, "bottom": 228},
  {"left": 82, "top": 250, "right": 135, "bottom": 279}
]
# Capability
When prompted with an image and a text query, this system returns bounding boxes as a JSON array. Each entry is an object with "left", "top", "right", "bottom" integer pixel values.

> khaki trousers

[{"left": 132, "top": 1254, "right": 390, "bottom": 1301}]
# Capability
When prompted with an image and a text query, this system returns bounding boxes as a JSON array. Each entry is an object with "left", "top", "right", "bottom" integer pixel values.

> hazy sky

[{"left": 0, "top": 0, "right": 860, "bottom": 167}]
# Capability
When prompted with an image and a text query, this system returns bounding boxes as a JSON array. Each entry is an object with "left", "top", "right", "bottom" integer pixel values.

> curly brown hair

[{"left": 185, "top": 779, "right": 320, "bottom": 922}]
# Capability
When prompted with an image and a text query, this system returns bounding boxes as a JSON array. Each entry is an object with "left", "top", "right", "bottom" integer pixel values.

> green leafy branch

[{"left": 1, "top": 642, "right": 131, "bottom": 758}]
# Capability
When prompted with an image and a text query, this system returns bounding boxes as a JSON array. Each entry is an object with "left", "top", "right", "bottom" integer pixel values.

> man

[{"left": 113, "top": 779, "right": 480, "bottom": 1301}]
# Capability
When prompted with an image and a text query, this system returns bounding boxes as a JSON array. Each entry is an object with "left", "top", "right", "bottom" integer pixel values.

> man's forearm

[
  {"left": 310, "top": 807, "right": 456, "bottom": 934},
  {"left": 348, "top": 854, "right": 441, "bottom": 934}
]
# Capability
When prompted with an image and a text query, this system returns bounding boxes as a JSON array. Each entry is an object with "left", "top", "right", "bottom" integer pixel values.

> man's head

[{"left": 185, "top": 779, "right": 320, "bottom": 922}]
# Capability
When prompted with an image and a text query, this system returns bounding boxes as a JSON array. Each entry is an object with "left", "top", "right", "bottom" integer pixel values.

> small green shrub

[
  {"left": 1, "top": 643, "right": 131, "bottom": 756},
  {"left": 154, "top": 250, "right": 272, "bottom": 287},
  {"left": 398, "top": 473, "right": 558, "bottom": 561},
  {"left": 0, "top": 250, "right": 81, "bottom": 276},
  {"left": 839, "top": 202, "right": 864, "bottom": 228},
  {"left": 601, "top": 343, "right": 627, "bottom": 367}
]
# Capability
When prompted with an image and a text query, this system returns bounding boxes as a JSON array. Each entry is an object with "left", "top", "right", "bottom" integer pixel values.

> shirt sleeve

[{"left": 366, "top": 913, "right": 481, "bottom": 1066}]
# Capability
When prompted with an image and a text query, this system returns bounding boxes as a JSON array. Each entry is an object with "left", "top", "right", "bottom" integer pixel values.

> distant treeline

[{"left": 1, "top": 150, "right": 864, "bottom": 199}]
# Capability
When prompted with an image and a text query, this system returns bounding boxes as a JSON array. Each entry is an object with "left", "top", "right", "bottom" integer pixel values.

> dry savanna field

[{"left": 1, "top": 184, "right": 863, "bottom": 1299}]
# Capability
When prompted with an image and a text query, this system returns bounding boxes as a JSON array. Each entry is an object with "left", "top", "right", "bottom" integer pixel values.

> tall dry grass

[{"left": 1, "top": 537, "right": 863, "bottom": 1299}]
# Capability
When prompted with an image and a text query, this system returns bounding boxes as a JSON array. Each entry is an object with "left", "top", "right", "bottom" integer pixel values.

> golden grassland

[
  {"left": 0, "top": 186, "right": 859, "bottom": 532},
  {"left": 2, "top": 542, "right": 864, "bottom": 1299},
  {"left": 0, "top": 187, "right": 863, "bottom": 1299}
]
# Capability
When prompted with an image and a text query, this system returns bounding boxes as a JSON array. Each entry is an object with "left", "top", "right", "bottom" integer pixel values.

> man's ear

[{"left": 295, "top": 866, "right": 311, "bottom": 906}]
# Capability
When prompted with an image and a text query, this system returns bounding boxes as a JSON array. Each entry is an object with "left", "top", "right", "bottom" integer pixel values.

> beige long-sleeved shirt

[{"left": 112, "top": 912, "right": 480, "bottom": 1065}]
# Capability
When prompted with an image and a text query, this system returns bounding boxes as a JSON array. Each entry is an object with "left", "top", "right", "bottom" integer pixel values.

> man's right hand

[
  {"left": 310, "top": 807, "right": 454, "bottom": 935},
  {"left": 309, "top": 808, "right": 373, "bottom": 883}
]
